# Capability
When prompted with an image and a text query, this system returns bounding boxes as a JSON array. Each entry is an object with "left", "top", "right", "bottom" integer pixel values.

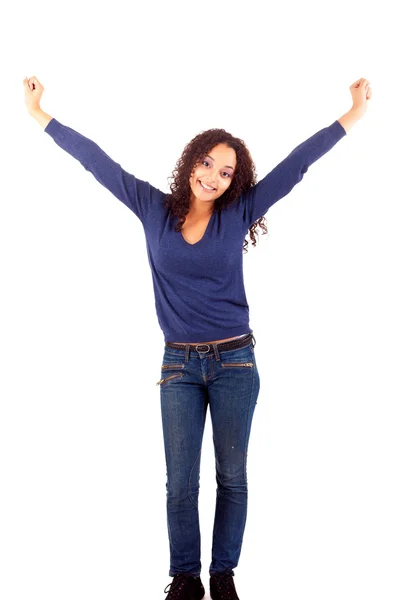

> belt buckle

[{"left": 195, "top": 344, "right": 210, "bottom": 354}]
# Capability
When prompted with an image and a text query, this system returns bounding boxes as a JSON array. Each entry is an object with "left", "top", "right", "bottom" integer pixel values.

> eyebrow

[{"left": 205, "top": 154, "right": 235, "bottom": 170}]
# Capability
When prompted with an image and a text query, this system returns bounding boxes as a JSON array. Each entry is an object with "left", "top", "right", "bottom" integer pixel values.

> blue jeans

[{"left": 157, "top": 334, "right": 260, "bottom": 578}]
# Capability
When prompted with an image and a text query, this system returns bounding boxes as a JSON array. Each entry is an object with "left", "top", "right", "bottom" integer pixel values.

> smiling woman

[
  {"left": 188, "top": 144, "right": 236, "bottom": 209},
  {"left": 165, "top": 126, "right": 268, "bottom": 253},
  {"left": 25, "top": 72, "right": 371, "bottom": 598}
]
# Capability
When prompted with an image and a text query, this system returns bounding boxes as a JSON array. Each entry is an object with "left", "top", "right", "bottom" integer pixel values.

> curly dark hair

[{"left": 164, "top": 128, "right": 268, "bottom": 253}]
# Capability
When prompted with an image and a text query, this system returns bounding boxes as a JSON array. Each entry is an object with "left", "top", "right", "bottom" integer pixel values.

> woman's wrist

[
  {"left": 337, "top": 107, "right": 364, "bottom": 133},
  {"left": 29, "top": 107, "right": 53, "bottom": 129}
]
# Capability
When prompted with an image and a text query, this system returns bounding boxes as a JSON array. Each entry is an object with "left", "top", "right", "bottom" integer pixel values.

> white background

[{"left": 1, "top": 0, "right": 399, "bottom": 598}]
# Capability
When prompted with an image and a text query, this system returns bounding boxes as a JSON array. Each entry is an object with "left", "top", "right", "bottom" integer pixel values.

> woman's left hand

[{"left": 350, "top": 78, "right": 372, "bottom": 117}]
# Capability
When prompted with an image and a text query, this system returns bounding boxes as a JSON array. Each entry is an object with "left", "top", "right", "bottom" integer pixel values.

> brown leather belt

[{"left": 165, "top": 332, "right": 255, "bottom": 354}]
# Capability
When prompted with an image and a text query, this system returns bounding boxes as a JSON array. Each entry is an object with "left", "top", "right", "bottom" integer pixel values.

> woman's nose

[{"left": 208, "top": 168, "right": 219, "bottom": 182}]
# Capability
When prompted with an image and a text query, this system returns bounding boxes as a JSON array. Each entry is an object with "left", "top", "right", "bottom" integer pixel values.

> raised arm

[
  {"left": 24, "top": 77, "right": 165, "bottom": 225},
  {"left": 241, "top": 118, "right": 347, "bottom": 226},
  {"left": 241, "top": 78, "right": 372, "bottom": 227}
]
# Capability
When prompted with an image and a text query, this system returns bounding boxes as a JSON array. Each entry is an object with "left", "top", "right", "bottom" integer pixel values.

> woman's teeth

[{"left": 200, "top": 181, "right": 215, "bottom": 192}]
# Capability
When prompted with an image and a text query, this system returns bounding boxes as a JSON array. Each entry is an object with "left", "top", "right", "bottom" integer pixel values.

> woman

[{"left": 23, "top": 76, "right": 372, "bottom": 600}]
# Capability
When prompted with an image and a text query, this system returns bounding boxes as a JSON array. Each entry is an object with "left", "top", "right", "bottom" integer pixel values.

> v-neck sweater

[{"left": 44, "top": 118, "right": 346, "bottom": 342}]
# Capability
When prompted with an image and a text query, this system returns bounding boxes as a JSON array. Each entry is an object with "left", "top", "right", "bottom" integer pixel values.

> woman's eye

[{"left": 202, "top": 160, "right": 231, "bottom": 178}]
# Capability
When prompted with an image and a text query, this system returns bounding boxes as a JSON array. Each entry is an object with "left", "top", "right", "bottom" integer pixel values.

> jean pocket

[
  {"left": 161, "top": 363, "right": 185, "bottom": 370},
  {"left": 219, "top": 344, "right": 254, "bottom": 368},
  {"left": 156, "top": 372, "right": 184, "bottom": 386},
  {"left": 156, "top": 362, "right": 185, "bottom": 386},
  {"left": 220, "top": 361, "right": 254, "bottom": 368}
]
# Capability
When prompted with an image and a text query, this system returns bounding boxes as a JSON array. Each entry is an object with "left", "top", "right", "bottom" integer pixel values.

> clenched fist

[
  {"left": 350, "top": 78, "right": 372, "bottom": 117},
  {"left": 23, "top": 76, "right": 44, "bottom": 114}
]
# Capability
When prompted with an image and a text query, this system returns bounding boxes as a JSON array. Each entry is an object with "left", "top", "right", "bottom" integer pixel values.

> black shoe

[
  {"left": 164, "top": 573, "right": 205, "bottom": 599},
  {"left": 210, "top": 573, "right": 240, "bottom": 600}
]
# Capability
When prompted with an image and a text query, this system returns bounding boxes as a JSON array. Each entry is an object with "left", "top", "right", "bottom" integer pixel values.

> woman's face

[{"left": 189, "top": 143, "right": 237, "bottom": 208}]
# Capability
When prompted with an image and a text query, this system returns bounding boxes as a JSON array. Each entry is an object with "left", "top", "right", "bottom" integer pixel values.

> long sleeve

[
  {"left": 44, "top": 118, "right": 165, "bottom": 225},
  {"left": 241, "top": 120, "right": 347, "bottom": 226}
]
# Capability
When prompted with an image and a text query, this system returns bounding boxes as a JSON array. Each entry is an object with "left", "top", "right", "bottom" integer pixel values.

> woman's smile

[{"left": 199, "top": 180, "right": 216, "bottom": 193}]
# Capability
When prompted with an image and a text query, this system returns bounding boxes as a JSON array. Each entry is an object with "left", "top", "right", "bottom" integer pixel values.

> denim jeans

[{"left": 157, "top": 334, "right": 260, "bottom": 578}]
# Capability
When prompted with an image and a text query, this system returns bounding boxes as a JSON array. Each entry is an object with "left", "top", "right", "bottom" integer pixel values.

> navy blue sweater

[{"left": 44, "top": 118, "right": 346, "bottom": 342}]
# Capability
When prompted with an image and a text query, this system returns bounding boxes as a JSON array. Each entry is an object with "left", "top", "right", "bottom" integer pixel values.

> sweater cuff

[
  {"left": 332, "top": 119, "right": 347, "bottom": 138},
  {"left": 44, "top": 117, "right": 61, "bottom": 136}
]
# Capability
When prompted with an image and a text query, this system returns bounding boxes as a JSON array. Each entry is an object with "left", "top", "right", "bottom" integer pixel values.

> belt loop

[
  {"left": 212, "top": 343, "right": 220, "bottom": 361},
  {"left": 251, "top": 333, "right": 256, "bottom": 347},
  {"left": 185, "top": 344, "right": 190, "bottom": 363}
]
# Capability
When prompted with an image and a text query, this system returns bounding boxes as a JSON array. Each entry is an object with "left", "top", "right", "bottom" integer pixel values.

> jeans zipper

[
  {"left": 156, "top": 373, "right": 184, "bottom": 386},
  {"left": 221, "top": 362, "right": 254, "bottom": 367}
]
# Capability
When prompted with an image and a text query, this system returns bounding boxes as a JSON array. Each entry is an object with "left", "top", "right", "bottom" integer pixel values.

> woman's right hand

[{"left": 23, "top": 76, "right": 44, "bottom": 114}]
